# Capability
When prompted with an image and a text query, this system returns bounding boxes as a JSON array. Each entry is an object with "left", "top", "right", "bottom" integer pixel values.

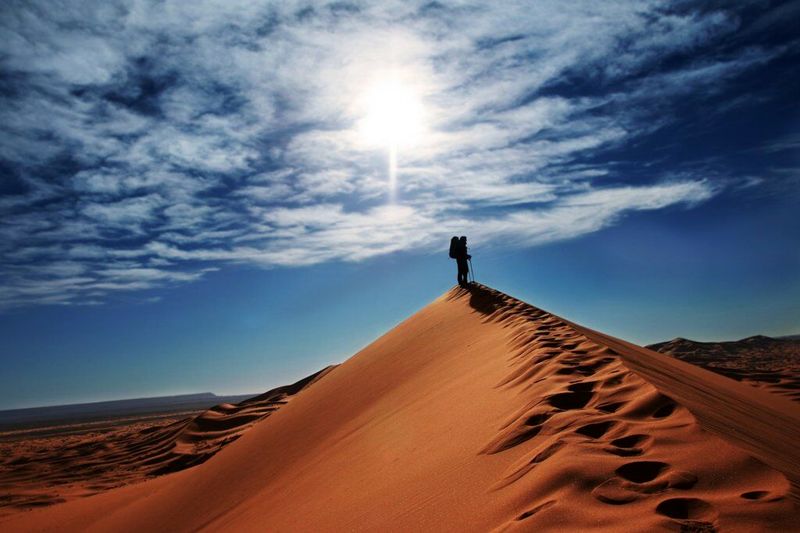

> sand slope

[
  {"left": 2, "top": 285, "right": 798, "bottom": 531},
  {"left": 648, "top": 335, "right": 800, "bottom": 402}
]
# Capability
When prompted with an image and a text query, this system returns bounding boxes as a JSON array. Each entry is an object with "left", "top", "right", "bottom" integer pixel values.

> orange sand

[{"left": 1, "top": 285, "right": 797, "bottom": 531}]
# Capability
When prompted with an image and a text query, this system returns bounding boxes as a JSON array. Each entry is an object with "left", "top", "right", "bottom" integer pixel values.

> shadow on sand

[{"left": 447, "top": 283, "right": 504, "bottom": 317}]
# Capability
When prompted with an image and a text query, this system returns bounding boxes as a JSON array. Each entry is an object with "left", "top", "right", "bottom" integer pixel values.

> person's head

[{"left": 459, "top": 236, "right": 466, "bottom": 243}]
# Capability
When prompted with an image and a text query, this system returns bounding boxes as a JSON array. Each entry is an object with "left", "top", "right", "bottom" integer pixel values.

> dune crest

[{"left": 2, "top": 285, "right": 798, "bottom": 531}]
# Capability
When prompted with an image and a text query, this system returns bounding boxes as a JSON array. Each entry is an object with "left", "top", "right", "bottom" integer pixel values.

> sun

[
  {"left": 358, "top": 79, "right": 424, "bottom": 149},
  {"left": 356, "top": 77, "right": 425, "bottom": 198}
]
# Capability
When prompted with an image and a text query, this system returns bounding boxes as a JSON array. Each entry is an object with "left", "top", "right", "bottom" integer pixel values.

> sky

[{"left": 0, "top": 0, "right": 798, "bottom": 409}]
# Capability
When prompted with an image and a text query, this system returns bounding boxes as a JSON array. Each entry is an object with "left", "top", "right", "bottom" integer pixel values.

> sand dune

[
  {"left": 648, "top": 335, "right": 800, "bottom": 402},
  {"left": 0, "top": 366, "right": 334, "bottom": 515},
  {"left": 2, "top": 285, "right": 798, "bottom": 531}
]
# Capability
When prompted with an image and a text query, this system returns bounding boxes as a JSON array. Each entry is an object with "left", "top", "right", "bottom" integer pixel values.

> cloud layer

[{"left": 0, "top": 1, "right": 789, "bottom": 308}]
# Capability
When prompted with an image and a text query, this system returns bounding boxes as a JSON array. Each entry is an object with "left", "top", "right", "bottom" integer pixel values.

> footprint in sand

[
  {"left": 615, "top": 461, "right": 669, "bottom": 483},
  {"left": 740, "top": 490, "right": 784, "bottom": 502},
  {"left": 573, "top": 359, "right": 613, "bottom": 376},
  {"left": 567, "top": 381, "right": 595, "bottom": 392},
  {"left": 604, "top": 374, "right": 625, "bottom": 386},
  {"left": 597, "top": 401, "right": 626, "bottom": 413},
  {"left": 524, "top": 413, "right": 550, "bottom": 426},
  {"left": 515, "top": 499, "right": 556, "bottom": 521},
  {"left": 604, "top": 434, "right": 650, "bottom": 457},
  {"left": 611, "top": 434, "right": 648, "bottom": 448},
  {"left": 592, "top": 461, "right": 699, "bottom": 505},
  {"left": 484, "top": 413, "right": 552, "bottom": 454},
  {"left": 547, "top": 390, "right": 594, "bottom": 410},
  {"left": 652, "top": 399, "right": 677, "bottom": 419},
  {"left": 575, "top": 420, "right": 617, "bottom": 439},
  {"left": 656, "top": 497, "right": 718, "bottom": 531},
  {"left": 537, "top": 341, "right": 561, "bottom": 349},
  {"left": 529, "top": 441, "right": 565, "bottom": 465},
  {"left": 531, "top": 353, "right": 558, "bottom": 365}
]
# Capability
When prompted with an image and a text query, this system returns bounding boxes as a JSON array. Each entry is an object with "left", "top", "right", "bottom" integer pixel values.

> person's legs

[{"left": 457, "top": 259, "right": 468, "bottom": 286}]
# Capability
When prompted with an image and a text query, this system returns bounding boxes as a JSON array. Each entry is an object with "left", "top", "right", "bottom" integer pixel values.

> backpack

[{"left": 448, "top": 236, "right": 459, "bottom": 258}]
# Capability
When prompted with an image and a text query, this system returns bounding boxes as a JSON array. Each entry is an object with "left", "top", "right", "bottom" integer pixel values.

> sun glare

[
  {"left": 358, "top": 79, "right": 424, "bottom": 149},
  {"left": 357, "top": 77, "right": 425, "bottom": 198}
]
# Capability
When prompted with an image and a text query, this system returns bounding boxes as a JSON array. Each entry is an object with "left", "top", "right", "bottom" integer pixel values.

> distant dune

[
  {"left": 0, "top": 393, "right": 258, "bottom": 435},
  {"left": 0, "top": 368, "right": 333, "bottom": 514},
  {"left": 1, "top": 285, "right": 798, "bottom": 531},
  {"left": 648, "top": 335, "right": 800, "bottom": 402}
]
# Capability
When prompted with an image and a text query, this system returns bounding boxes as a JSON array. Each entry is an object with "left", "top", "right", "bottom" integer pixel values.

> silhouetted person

[{"left": 449, "top": 235, "right": 471, "bottom": 287}]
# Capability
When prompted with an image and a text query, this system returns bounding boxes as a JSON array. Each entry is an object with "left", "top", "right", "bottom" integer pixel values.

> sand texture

[{"left": 1, "top": 285, "right": 797, "bottom": 531}]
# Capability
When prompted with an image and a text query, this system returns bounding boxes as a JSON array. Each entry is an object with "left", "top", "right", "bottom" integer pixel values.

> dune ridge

[
  {"left": 1, "top": 284, "right": 797, "bottom": 531},
  {"left": 456, "top": 286, "right": 797, "bottom": 530}
]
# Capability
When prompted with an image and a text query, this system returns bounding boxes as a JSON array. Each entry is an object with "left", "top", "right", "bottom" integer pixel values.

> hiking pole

[{"left": 469, "top": 258, "right": 475, "bottom": 283}]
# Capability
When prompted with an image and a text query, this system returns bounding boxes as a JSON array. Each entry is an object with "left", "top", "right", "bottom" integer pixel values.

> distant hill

[
  {"left": 647, "top": 335, "right": 800, "bottom": 403},
  {"left": 0, "top": 392, "right": 257, "bottom": 432},
  {"left": 0, "top": 367, "right": 336, "bottom": 513}
]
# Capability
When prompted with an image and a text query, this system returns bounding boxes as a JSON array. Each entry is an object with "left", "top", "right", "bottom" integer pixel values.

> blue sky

[{"left": 0, "top": 1, "right": 798, "bottom": 409}]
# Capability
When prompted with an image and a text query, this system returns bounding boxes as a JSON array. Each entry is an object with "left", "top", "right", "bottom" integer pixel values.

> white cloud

[
  {"left": 82, "top": 194, "right": 162, "bottom": 227},
  {"left": 0, "top": 0, "right": 786, "bottom": 308}
]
